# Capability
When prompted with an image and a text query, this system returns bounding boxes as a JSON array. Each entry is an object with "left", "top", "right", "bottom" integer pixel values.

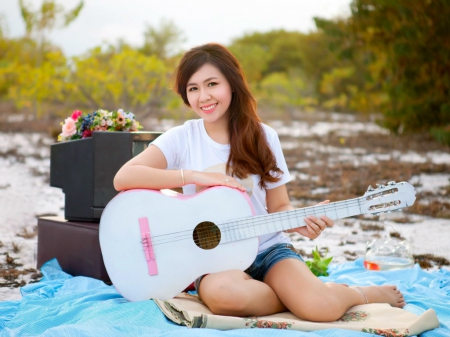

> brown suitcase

[{"left": 37, "top": 216, "right": 110, "bottom": 283}]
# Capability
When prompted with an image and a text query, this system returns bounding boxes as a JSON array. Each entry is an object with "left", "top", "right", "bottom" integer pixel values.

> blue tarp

[{"left": 0, "top": 258, "right": 449, "bottom": 337}]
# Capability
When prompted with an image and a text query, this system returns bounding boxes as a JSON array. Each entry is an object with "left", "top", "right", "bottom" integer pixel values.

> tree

[
  {"left": 19, "top": 0, "right": 83, "bottom": 44},
  {"left": 314, "top": 17, "right": 390, "bottom": 114},
  {"left": 228, "top": 42, "right": 270, "bottom": 85},
  {"left": 18, "top": 0, "right": 83, "bottom": 118},
  {"left": 6, "top": 50, "right": 70, "bottom": 117},
  {"left": 258, "top": 71, "right": 317, "bottom": 118},
  {"left": 348, "top": 0, "right": 450, "bottom": 132},
  {"left": 70, "top": 46, "right": 179, "bottom": 118},
  {"left": 139, "top": 19, "right": 185, "bottom": 60}
]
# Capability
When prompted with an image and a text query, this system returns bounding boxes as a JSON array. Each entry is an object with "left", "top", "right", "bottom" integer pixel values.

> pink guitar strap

[{"left": 138, "top": 217, "right": 158, "bottom": 276}]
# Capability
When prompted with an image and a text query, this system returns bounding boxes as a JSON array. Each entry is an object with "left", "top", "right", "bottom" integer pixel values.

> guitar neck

[{"left": 219, "top": 197, "right": 363, "bottom": 244}]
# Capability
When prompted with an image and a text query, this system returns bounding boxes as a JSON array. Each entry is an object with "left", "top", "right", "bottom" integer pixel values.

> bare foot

[{"left": 352, "top": 285, "right": 405, "bottom": 308}]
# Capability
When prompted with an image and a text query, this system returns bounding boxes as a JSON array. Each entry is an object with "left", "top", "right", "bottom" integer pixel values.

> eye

[
  {"left": 208, "top": 82, "right": 218, "bottom": 87},
  {"left": 187, "top": 86, "right": 197, "bottom": 92}
]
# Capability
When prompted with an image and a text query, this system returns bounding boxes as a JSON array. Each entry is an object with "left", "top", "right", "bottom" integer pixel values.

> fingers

[
  {"left": 222, "top": 175, "right": 247, "bottom": 192},
  {"left": 304, "top": 215, "right": 334, "bottom": 239},
  {"left": 194, "top": 172, "right": 247, "bottom": 192},
  {"left": 321, "top": 216, "right": 334, "bottom": 228}
]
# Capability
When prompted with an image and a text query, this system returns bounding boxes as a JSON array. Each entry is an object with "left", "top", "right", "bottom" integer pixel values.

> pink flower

[
  {"left": 82, "top": 129, "right": 92, "bottom": 138},
  {"left": 116, "top": 113, "right": 126, "bottom": 126},
  {"left": 71, "top": 110, "right": 82, "bottom": 120},
  {"left": 61, "top": 117, "right": 77, "bottom": 138}
]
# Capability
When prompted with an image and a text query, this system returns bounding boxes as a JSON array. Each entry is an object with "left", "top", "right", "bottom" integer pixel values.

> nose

[{"left": 199, "top": 88, "right": 211, "bottom": 103}]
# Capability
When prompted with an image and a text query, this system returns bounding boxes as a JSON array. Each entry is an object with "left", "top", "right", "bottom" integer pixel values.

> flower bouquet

[{"left": 58, "top": 109, "right": 143, "bottom": 142}]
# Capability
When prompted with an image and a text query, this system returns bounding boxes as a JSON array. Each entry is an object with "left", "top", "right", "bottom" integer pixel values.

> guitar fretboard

[{"left": 218, "top": 197, "right": 363, "bottom": 244}]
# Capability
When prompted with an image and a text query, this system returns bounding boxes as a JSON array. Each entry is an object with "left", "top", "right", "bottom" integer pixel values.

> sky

[{"left": 0, "top": 0, "right": 352, "bottom": 57}]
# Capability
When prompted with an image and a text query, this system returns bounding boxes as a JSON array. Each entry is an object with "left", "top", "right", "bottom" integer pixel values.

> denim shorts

[{"left": 194, "top": 243, "right": 304, "bottom": 290}]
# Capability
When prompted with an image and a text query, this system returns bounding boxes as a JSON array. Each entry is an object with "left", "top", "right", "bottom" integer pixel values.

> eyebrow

[{"left": 186, "top": 77, "right": 219, "bottom": 87}]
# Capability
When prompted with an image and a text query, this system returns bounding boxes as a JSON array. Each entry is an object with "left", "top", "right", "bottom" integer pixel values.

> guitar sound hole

[{"left": 193, "top": 222, "right": 221, "bottom": 250}]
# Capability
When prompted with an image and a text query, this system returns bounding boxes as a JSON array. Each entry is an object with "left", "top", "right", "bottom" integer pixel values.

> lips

[{"left": 201, "top": 103, "right": 217, "bottom": 113}]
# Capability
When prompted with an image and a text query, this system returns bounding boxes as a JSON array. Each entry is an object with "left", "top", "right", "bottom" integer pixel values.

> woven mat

[{"left": 155, "top": 293, "right": 439, "bottom": 336}]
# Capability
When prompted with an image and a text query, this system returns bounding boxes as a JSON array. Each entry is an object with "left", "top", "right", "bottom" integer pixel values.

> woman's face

[{"left": 186, "top": 63, "right": 233, "bottom": 125}]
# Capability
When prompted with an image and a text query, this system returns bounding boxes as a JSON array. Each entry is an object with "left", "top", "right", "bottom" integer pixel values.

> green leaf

[{"left": 305, "top": 246, "right": 333, "bottom": 277}]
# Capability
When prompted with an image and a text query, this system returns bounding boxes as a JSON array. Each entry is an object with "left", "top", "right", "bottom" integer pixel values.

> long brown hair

[{"left": 173, "top": 43, "right": 282, "bottom": 188}]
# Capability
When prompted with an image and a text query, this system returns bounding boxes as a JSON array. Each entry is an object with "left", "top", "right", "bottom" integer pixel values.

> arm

[
  {"left": 114, "top": 144, "right": 247, "bottom": 192},
  {"left": 114, "top": 144, "right": 181, "bottom": 191},
  {"left": 266, "top": 184, "right": 334, "bottom": 239}
]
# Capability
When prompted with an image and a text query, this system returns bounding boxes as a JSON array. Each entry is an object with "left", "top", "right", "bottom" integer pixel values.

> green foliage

[
  {"left": 305, "top": 246, "right": 333, "bottom": 277},
  {"left": 2, "top": 0, "right": 449, "bottom": 134},
  {"left": 348, "top": 0, "right": 450, "bottom": 132},
  {"left": 19, "top": 0, "right": 84, "bottom": 35},
  {"left": 6, "top": 50, "right": 69, "bottom": 117},
  {"left": 257, "top": 71, "right": 317, "bottom": 115},
  {"left": 229, "top": 30, "right": 326, "bottom": 113},
  {"left": 0, "top": 10, "right": 184, "bottom": 121},
  {"left": 430, "top": 127, "right": 450, "bottom": 146},
  {"left": 228, "top": 42, "right": 270, "bottom": 84},
  {"left": 139, "top": 19, "right": 186, "bottom": 60},
  {"left": 70, "top": 46, "right": 178, "bottom": 117}
]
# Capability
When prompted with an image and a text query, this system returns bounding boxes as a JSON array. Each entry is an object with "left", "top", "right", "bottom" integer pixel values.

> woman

[{"left": 114, "top": 43, "right": 405, "bottom": 322}]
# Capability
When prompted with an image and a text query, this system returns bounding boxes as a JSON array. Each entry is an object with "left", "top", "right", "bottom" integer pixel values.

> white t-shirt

[{"left": 152, "top": 119, "right": 291, "bottom": 253}]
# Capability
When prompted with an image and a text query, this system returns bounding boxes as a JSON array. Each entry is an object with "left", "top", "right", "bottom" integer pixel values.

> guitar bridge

[{"left": 138, "top": 217, "right": 158, "bottom": 276}]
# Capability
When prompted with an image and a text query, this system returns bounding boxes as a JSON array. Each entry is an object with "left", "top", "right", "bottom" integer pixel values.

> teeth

[{"left": 202, "top": 104, "right": 217, "bottom": 111}]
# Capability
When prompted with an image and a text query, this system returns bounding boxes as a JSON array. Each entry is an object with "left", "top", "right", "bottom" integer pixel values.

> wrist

[{"left": 183, "top": 170, "right": 194, "bottom": 185}]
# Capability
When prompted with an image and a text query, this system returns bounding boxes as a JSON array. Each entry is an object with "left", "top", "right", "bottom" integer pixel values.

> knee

[
  {"left": 199, "top": 274, "right": 251, "bottom": 315},
  {"left": 292, "top": 284, "right": 346, "bottom": 322}
]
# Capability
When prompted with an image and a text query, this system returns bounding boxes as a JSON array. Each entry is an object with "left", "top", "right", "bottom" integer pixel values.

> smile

[{"left": 201, "top": 103, "right": 217, "bottom": 111}]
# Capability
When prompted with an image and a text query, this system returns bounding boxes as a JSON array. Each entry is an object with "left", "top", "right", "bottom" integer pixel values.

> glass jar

[{"left": 364, "top": 238, "right": 414, "bottom": 271}]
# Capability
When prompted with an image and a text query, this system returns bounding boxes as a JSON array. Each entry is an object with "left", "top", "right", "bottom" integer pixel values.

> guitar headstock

[{"left": 361, "top": 181, "right": 416, "bottom": 215}]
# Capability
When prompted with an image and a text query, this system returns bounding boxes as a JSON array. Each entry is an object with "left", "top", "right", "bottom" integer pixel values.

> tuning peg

[
  {"left": 376, "top": 184, "right": 385, "bottom": 189},
  {"left": 387, "top": 181, "right": 396, "bottom": 185},
  {"left": 367, "top": 185, "right": 375, "bottom": 191}
]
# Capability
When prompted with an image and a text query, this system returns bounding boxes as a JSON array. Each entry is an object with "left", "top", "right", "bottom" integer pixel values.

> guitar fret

[
  {"left": 296, "top": 210, "right": 300, "bottom": 228},
  {"left": 236, "top": 220, "right": 242, "bottom": 240},
  {"left": 276, "top": 212, "right": 282, "bottom": 232},
  {"left": 333, "top": 202, "right": 338, "bottom": 219},
  {"left": 243, "top": 219, "right": 251, "bottom": 239}
]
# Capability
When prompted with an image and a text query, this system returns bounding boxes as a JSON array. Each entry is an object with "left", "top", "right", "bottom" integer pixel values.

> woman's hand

[
  {"left": 187, "top": 170, "right": 247, "bottom": 193},
  {"left": 286, "top": 200, "right": 334, "bottom": 239}
]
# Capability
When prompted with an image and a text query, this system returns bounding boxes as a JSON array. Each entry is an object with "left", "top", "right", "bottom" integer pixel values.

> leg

[
  {"left": 198, "top": 269, "right": 287, "bottom": 316},
  {"left": 264, "top": 259, "right": 405, "bottom": 322}
]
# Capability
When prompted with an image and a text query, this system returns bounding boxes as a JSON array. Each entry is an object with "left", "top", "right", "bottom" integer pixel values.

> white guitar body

[
  {"left": 100, "top": 182, "right": 416, "bottom": 302},
  {"left": 99, "top": 187, "right": 258, "bottom": 302}
]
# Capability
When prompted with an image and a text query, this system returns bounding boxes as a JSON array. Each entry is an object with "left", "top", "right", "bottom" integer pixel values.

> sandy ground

[{"left": 1, "top": 112, "right": 449, "bottom": 301}]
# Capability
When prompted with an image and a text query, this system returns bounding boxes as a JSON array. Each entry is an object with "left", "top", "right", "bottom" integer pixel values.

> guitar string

[
  {"left": 151, "top": 195, "right": 402, "bottom": 248},
  {"left": 142, "top": 198, "right": 366, "bottom": 247},
  {"left": 148, "top": 198, "right": 365, "bottom": 247},
  {"left": 122, "top": 185, "right": 403, "bottom": 244},
  {"left": 147, "top": 198, "right": 359, "bottom": 241}
]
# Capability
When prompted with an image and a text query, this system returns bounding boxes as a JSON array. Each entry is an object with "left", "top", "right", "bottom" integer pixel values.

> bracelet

[
  {"left": 180, "top": 169, "right": 185, "bottom": 186},
  {"left": 352, "top": 286, "right": 368, "bottom": 304}
]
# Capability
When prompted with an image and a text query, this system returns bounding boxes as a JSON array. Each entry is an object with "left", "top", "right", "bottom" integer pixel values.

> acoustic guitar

[{"left": 99, "top": 181, "right": 416, "bottom": 301}]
